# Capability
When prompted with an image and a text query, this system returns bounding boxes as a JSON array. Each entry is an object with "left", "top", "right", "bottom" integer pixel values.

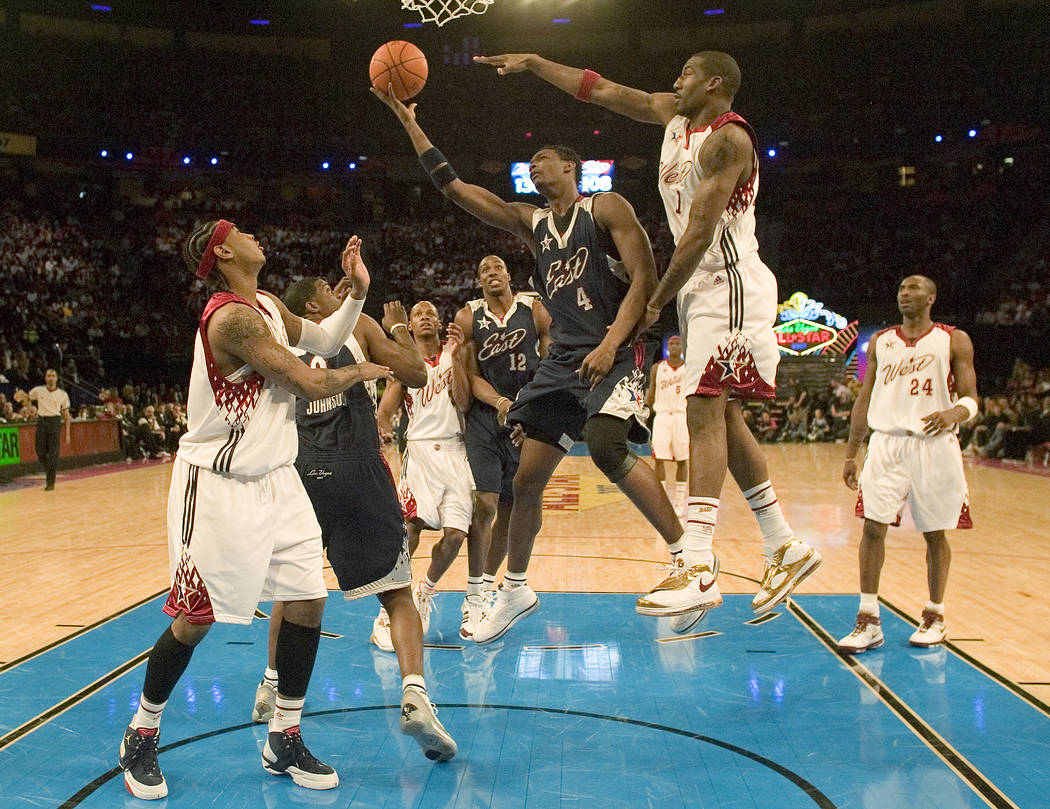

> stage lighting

[
  {"left": 100, "top": 149, "right": 108, "bottom": 157},
  {"left": 125, "top": 152, "right": 133, "bottom": 160},
  {"left": 182, "top": 156, "right": 191, "bottom": 165},
  {"left": 767, "top": 148, "right": 776, "bottom": 157},
  {"left": 210, "top": 157, "right": 218, "bottom": 165},
  {"left": 322, "top": 161, "right": 330, "bottom": 170}
]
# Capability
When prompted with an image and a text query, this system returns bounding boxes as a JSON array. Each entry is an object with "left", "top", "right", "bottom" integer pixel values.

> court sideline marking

[{"left": 789, "top": 600, "right": 1021, "bottom": 809}]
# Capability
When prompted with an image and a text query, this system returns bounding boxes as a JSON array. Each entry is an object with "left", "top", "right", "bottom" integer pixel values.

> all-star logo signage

[{"left": 774, "top": 291, "right": 856, "bottom": 356}]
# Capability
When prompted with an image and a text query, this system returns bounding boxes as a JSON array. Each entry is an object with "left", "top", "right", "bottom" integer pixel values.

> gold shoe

[
  {"left": 636, "top": 556, "right": 722, "bottom": 616},
  {"left": 751, "top": 538, "right": 822, "bottom": 614}
]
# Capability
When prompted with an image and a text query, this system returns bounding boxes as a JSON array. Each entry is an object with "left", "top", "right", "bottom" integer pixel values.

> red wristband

[{"left": 574, "top": 69, "right": 601, "bottom": 101}]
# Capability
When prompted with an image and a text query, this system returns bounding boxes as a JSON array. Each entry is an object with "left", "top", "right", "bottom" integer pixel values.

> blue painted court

[{"left": 1, "top": 593, "right": 1046, "bottom": 808}]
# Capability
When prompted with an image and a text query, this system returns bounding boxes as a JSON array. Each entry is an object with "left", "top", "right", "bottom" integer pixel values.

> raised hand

[
  {"left": 369, "top": 85, "right": 418, "bottom": 126},
  {"left": 473, "top": 54, "right": 535, "bottom": 75},
  {"left": 340, "top": 236, "right": 370, "bottom": 299},
  {"left": 445, "top": 321, "right": 466, "bottom": 352},
  {"left": 382, "top": 301, "right": 410, "bottom": 335}
]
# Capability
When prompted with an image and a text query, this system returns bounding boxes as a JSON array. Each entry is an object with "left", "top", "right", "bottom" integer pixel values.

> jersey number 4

[
  {"left": 909, "top": 378, "right": 933, "bottom": 396},
  {"left": 576, "top": 287, "right": 594, "bottom": 311}
]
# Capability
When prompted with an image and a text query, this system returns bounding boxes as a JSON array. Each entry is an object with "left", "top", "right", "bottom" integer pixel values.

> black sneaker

[
  {"left": 261, "top": 726, "right": 339, "bottom": 790},
  {"left": 118, "top": 725, "right": 167, "bottom": 800}
]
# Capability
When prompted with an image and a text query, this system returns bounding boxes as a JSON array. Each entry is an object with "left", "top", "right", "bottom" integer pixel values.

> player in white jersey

[
  {"left": 118, "top": 219, "right": 390, "bottom": 800},
  {"left": 377, "top": 300, "right": 476, "bottom": 640},
  {"left": 476, "top": 50, "right": 821, "bottom": 622},
  {"left": 647, "top": 335, "right": 689, "bottom": 518},
  {"left": 837, "top": 276, "right": 978, "bottom": 654}
]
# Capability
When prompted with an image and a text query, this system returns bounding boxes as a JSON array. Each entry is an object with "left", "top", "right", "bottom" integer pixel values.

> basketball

[{"left": 369, "top": 40, "right": 428, "bottom": 101}]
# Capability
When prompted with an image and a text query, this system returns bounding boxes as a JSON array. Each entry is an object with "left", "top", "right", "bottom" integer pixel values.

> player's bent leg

[{"left": 584, "top": 414, "right": 683, "bottom": 546}]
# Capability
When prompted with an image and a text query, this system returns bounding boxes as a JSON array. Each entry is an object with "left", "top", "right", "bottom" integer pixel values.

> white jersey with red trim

[
  {"left": 652, "top": 360, "right": 687, "bottom": 415},
  {"left": 404, "top": 347, "right": 463, "bottom": 442},
  {"left": 177, "top": 291, "right": 298, "bottom": 476},
  {"left": 868, "top": 324, "right": 957, "bottom": 436},
  {"left": 658, "top": 111, "right": 761, "bottom": 274}
]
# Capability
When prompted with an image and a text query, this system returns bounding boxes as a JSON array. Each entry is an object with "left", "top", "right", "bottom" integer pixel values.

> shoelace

[
  {"left": 281, "top": 728, "right": 323, "bottom": 767},
  {"left": 131, "top": 731, "right": 162, "bottom": 776}
]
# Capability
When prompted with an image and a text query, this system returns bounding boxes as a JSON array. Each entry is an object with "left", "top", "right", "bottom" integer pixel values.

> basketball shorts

[
  {"left": 508, "top": 342, "right": 650, "bottom": 451},
  {"left": 652, "top": 411, "right": 688, "bottom": 461},
  {"left": 677, "top": 258, "right": 779, "bottom": 400},
  {"left": 856, "top": 431, "right": 973, "bottom": 532},
  {"left": 163, "top": 458, "right": 327, "bottom": 625},
  {"left": 465, "top": 406, "right": 519, "bottom": 501},
  {"left": 296, "top": 454, "right": 411, "bottom": 599},
  {"left": 398, "top": 438, "right": 474, "bottom": 532}
]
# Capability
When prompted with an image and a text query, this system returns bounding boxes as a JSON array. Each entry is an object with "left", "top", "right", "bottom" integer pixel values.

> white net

[{"left": 401, "top": 0, "right": 494, "bottom": 27}]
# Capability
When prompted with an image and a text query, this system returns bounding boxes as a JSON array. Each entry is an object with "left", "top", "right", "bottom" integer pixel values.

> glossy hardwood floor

[{"left": 2, "top": 445, "right": 1047, "bottom": 702}]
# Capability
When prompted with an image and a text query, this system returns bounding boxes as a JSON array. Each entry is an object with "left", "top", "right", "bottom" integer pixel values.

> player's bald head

[
  {"left": 689, "top": 51, "right": 742, "bottom": 98},
  {"left": 903, "top": 275, "right": 937, "bottom": 296}
]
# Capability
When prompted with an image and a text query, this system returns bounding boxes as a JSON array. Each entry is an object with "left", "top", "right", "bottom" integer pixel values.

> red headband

[{"left": 195, "top": 219, "right": 235, "bottom": 279}]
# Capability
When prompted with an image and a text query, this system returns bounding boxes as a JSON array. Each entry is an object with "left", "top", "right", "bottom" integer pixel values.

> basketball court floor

[{"left": 2, "top": 445, "right": 1048, "bottom": 808}]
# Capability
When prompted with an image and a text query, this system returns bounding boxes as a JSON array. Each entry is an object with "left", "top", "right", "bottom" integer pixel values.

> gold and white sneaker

[
  {"left": 252, "top": 679, "right": 277, "bottom": 723},
  {"left": 370, "top": 608, "right": 394, "bottom": 652},
  {"left": 667, "top": 556, "right": 719, "bottom": 632},
  {"left": 636, "top": 555, "right": 722, "bottom": 616},
  {"left": 909, "top": 609, "right": 947, "bottom": 647},
  {"left": 837, "top": 612, "right": 884, "bottom": 654},
  {"left": 751, "top": 538, "right": 822, "bottom": 614}
]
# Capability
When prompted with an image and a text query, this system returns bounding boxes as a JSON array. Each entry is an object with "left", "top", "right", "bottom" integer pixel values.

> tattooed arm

[
  {"left": 646, "top": 124, "right": 754, "bottom": 311},
  {"left": 207, "top": 303, "right": 390, "bottom": 401}
]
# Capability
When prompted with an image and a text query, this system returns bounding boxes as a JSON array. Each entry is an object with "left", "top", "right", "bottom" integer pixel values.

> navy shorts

[
  {"left": 507, "top": 342, "right": 651, "bottom": 451},
  {"left": 465, "top": 405, "right": 519, "bottom": 500},
  {"left": 295, "top": 454, "right": 406, "bottom": 593}
]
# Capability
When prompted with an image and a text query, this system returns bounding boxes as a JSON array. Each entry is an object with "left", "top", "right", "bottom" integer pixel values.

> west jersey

[
  {"left": 404, "top": 349, "right": 462, "bottom": 441},
  {"left": 178, "top": 292, "right": 298, "bottom": 476},
  {"left": 652, "top": 360, "right": 687, "bottom": 415},
  {"left": 868, "top": 324, "right": 957, "bottom": 436},
  {"left": 659, "top": 112, "right": 761, "bottom": 274},
  {"left": 294, "top": 335, "right": 379, "bottom": 461},
  {"left": 531, "top": 194, "right": 629, "bottom": 350},
  {"left": 468, "top": 293, "right": 540, "bottom": 400}
]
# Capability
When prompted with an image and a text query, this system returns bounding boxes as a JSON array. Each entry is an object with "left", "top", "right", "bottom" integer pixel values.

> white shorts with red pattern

[
  {"left": 397, "top": 438, "right": 474, "bottom": 533},
  {"left": 856, "top": 431, "right": 972, "bottom": 532},
  {"left": 163, "top": 457, "right": 327, "bottom": 625},
  {"left": 677, "top": 258, "right": 779, "bottom": 400},
  {"left": 651, "top": 411, "right": 688, "bottom": 461}
]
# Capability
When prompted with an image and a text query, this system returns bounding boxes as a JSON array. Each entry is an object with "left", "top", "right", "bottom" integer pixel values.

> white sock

[
  {"left": 421, "top": 575, "right": 438, "bottom": 595},
  {"left": 926, "top": 601, "right": 944, "bottom": 615},
  {"left": 270, "top": 695, "right": 305, "bottom": 733},
  {"left": 674, "top": 481, "right": 688, "bottom": 505},
  {"left": 482, "top": 574, "right": 496, "bottom": 591},
  {"left": 467, "top": 576, "right": 484, "bottom": 597},
  {"left": 132, "top": 695, "right": 166, "bottom": 730},
  {"left": 666, "top": 537, "right": 684, "bottom": 558},
  {"left": 860, "top": 593, "right": 879, "bottom": 616},
  {"left": 402, "top": 674, "right": 427, "bottom": 695},
  {"left": 263, "top": 667, "right": 278, "bottom": 686},
  {"left": 683, "top": 497, "right": 718, "bottom": 567},
  {"left": 742, "top": 481, "right": 794, "bottom": 557},
  {"left": 503, "top": 571, "right": 527, "bottom": 589}
]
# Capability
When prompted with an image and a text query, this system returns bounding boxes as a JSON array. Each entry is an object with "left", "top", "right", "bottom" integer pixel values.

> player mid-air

[
  {"left": 372, "top": 83, "right": 687, "bottom": 644},
  {"left": 474, "top": 50, "right": 822, "bottom": 619}
]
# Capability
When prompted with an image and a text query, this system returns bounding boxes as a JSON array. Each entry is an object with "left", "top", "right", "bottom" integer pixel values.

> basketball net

[{"left": 401, "top": 0, "right": 494, "bottom": 27}]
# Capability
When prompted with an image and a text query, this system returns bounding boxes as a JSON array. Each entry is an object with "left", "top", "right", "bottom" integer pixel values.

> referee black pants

[{"left": 35, "top": 416, "right": 62, "bottom": 488}]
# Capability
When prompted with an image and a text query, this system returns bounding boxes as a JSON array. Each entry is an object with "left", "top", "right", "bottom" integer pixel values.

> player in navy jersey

[
  {"left": 476, "top": 51, "right": 822, "bottom": 623},
  {"left": 250, "top": 276, "right": 456, "bottom": 762},
  {"left": 373, "top": 87, "right": 686, "bottom": 644},
  {"left": 452, "top": 255, "right": 551, "bottom": 621}
]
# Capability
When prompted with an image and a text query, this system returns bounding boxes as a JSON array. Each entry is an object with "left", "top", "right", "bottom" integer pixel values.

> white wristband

[
  {"left": 391, "top": 323, "right": 409, "bottom": 335},
  {"left": 295, "top": 296, "right": 365, "bottom": 357},
  {"left": 955, "top": 396, "right": 978, "bottom": 421}
]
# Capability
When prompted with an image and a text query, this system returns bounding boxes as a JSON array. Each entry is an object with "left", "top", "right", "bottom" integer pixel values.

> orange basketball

[{"left": 369, "top": 40, "right": 428, "bottom": 101}]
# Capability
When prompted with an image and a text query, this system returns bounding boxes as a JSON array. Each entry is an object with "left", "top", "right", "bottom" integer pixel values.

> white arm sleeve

[{"left": 294, "top": 296, "right": 365, "bottom": 357}]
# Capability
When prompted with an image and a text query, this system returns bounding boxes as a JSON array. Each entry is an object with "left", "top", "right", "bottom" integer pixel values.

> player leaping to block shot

[
  {"left": 475, "top": 50, "right": 822, "bottom": 619},
  {"left": 372, "top": 86, "right": 686, "bottom": 644}
]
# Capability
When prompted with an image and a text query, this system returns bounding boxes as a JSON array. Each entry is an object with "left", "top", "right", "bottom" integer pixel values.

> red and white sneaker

[
  {"left": 909, "top": 609, "right": 947, "bottom": 647},
  {"left": 837, "top": 612, "right": 884, "bottom": 654}
]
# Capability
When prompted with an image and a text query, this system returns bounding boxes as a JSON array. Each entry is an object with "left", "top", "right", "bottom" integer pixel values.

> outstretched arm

[
  {"left": 355, "top": 310, "right": 428, "bottom": 388},
  {"left": 208, "top": 304, "right": 390, "bottom": 402},
  {"left": 473, "top": 53, "right": 677, "bottom": 126},
  {"left": 371, "top": 87, "right": 537, "bottom": 253}
]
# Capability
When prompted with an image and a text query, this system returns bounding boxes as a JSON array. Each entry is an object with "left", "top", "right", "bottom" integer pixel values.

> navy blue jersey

[
  {"left": 294, "top": 336, "right": 380, "bottom": 461},
  {"left": 531, "top": 194, "right": 629, "bottom": 350},
  {"left": 468, "top": 293, "right": 541, "bottom": 401}
]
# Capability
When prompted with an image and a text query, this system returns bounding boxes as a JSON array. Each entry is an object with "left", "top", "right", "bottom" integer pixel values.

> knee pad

[{"left": 584, "top": 415, "right": 638, "bottom": 484}]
